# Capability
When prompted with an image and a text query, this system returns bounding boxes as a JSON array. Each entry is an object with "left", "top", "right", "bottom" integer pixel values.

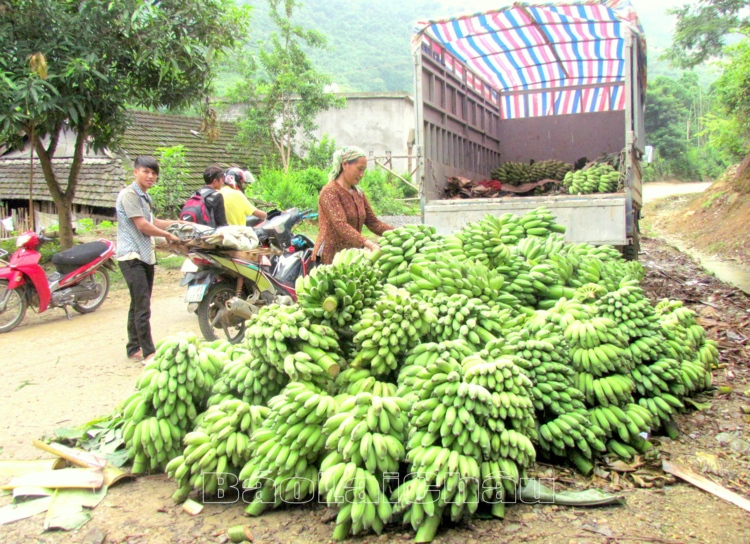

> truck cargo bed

[{"left": 424, "top": 193, "right": 627, "bottom": 245}]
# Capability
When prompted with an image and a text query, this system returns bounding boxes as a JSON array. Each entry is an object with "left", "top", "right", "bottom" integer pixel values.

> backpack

[{"left": 180, "top": 188, "right": 215, "bottom": 226}]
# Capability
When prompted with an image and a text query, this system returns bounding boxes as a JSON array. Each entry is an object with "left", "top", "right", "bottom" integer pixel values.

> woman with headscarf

[{"left": 313, "top": 146, "right": 394, "bottom": 264}]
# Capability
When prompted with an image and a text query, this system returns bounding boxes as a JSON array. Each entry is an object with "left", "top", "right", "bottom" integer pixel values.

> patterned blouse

[{"left": 313, "top": 181, "right": 393, "bottom": 264}]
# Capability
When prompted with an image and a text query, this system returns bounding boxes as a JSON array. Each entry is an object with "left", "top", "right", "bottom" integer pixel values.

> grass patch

[
  {"left": 157, "top": 252, "right": 186, "bottom": 270},
  {"left": 701, "top": 191, "right": 726, "bottom": 208}
]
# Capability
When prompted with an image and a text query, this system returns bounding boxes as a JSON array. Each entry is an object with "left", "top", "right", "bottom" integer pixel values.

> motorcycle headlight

[{"left": 15, "top": 234, "right": 32, "bottom": 248}]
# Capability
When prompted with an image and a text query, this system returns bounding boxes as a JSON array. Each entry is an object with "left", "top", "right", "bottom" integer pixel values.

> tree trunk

[
  {"left": 33, "top": 122, "right": 87, "bottom": 249},
  {"left": 56, "top": 197, "right": 76, "bottom": 248}
]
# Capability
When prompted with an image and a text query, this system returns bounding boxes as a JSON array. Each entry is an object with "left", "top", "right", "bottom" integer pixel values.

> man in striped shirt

[{"left": 116, "top": 156, "right": 183, "bottom": 363}]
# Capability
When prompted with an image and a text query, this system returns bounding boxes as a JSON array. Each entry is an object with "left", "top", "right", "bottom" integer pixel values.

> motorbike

[
  {"left": 181, "top": 208, "right": 318, "bottom": 343},
  {"left": 0, "top": 231, "right": 115, "bottom": 333}
]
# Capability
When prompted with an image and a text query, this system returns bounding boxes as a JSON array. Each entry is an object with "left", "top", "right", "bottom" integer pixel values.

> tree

[
  {"left": 0, "top": 0, "right": 249, "bottom": 248},
  {"left": 665, "top": 0, "right": 750, "bottom": 68},
  {"left": 232, "top": 0, "right": 344, "bottom": 173}
]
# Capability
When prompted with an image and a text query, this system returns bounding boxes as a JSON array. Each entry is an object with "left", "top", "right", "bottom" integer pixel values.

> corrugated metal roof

[{"left": 414, "top": 1, "right": 645, "bottom": 119}]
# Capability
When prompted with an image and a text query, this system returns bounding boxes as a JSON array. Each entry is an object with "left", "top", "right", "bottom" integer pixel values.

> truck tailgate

[{"left": 424, "top": 193, "right": 627, "bottom": 246}]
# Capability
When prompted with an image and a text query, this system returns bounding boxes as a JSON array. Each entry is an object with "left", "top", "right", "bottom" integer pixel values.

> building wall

[{"left": 221, "top": 93, "right": 416, "bottom": 174}]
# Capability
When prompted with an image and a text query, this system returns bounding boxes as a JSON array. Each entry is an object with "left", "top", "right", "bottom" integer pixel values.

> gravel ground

[{"left": 381, "top": 214, "right": 422, "bottom": 228}]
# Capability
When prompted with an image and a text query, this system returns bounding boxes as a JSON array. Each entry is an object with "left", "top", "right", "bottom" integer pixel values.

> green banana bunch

[
  {"left": 519, "top": 207, "right": 566, "bottom": 237},
  {"left": 138, "top": 333, "right": 224, "bottom": 424},
  {"left": 462, "top": 354, "right": 538, "bottom": 464},
  {"left": 296, "top": 248, "right": 382, "bottom": 327},
  {"left": 244, "top": 304, "right": 344, "bottom": 387},
  {"left": 454, "top": 215, "right": 512, "bottom": 268},
  {"left": 567, "top": 163, "right": 619, "bottom": 194},
  {"left": 208, "top": 352, "right": 288, "bottom": 407},
  {"left": 167, "top": 399, "right": 268, "bottom": 502},
  {"left": 396, "top": 340, "right": 476, "bottom": 402},
  {"left": 427, "top": 293, "right": 509, "bottom": 351},
  {"left": 588, "top": 403, "right": 653, "bottom": 450},
  {"left": 407, "top": 251, "right": 513, "bottom": 307},
  {"left": 372, "top": 224, "right": 442, "bottom": 285},
  {"left": 503, "top": 328, "right": 585, "bottom": 415},
  {"left": 121, "top": 333, "right": 225, "bottom": 473},
  {"left": 537, "top": 411, "right": 606, "bottom": 470},
  {"left": 320, "top": 457, "right": 396, "bottom": 539},
  {"left": 239, "top": 382, "right": 337, "bottom": 516},
  {"left": 335, "top": 368, "right": 398, "bottom": 397},
  {"left": 528, "top": 159, "right": 573, "bottom": 182},
  {"left": 323, "top": 393, "right": 409, "bottom": 471},
  {"left": 319, "top": 393, "right": 409, "bottom": 539},
  {"left": 123, "top": 414, "right": 184, "bottom": 475},
  {"left": 350, "top": 287, "right": 436, "bottom": 375}
]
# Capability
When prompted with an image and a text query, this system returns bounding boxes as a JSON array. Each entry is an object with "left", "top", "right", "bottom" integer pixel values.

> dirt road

[
  {"left": 0, "top": 275, "right": 198, "bottom": 461},
  {"left": 642, "top": 181, "right": 712, "bottom": 203}
]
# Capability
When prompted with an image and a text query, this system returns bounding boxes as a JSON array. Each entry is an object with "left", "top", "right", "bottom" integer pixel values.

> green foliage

[
  {"left": 0, "top": 0, "right": 250, "bottom": 248},
  {"left": 231, "top": 0, "right": 344, "bottom": 172},
  {"left": 151, "top": 146, "right": 190, "bottom": 219},
  {"left": 99, "top": 220, "right": 115, "bottom": 230},
  {"left": 0, "top": 236, "right": 60, "bottom": 264},
  {"left": 645, "top": 73, "right": 731, "bottom": 180},
  {"left": 303, "top": 134, "right": 337, "bottom": 170},
  {"left": 712, "top": 33, "right": 750, "bottom": 144},
  {"left": 76, "top": 218, "right": 95, "bottom": 233},
  {"left": 359, "top": 168, "right": 418, "bottom": 216},
  {"left": 246, "top": 168, "right": 322, "bottom": 211},
  {"left": 665, "top": 0, "right": 750, "bottom": 68}
]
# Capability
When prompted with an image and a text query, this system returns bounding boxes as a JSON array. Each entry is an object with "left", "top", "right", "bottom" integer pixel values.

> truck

[{"left": 412, "top": 1, "right": 647, "bottom": 259}]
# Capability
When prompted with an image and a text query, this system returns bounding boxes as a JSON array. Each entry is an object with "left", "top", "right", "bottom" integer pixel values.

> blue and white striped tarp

[{"left": 415, "top": 1, "right": 645, "bottom": 119}]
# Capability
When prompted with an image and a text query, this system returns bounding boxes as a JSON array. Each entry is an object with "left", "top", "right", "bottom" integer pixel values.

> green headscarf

[{"left": 328, "top": 146, "right": 366, "bottom": 182}]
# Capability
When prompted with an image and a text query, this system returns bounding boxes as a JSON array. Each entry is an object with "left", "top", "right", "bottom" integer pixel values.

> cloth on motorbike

[
  {"left": 166, "top": 223, "right": 214, "bottom": 241},
  {"left": 200, "top": 225, "right": 259, "bottom": 251}
]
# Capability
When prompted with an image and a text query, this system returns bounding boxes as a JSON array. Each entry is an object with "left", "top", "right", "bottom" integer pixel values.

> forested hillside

[{"left": 215, "top": 0, "right": 711, "bottom": 95}]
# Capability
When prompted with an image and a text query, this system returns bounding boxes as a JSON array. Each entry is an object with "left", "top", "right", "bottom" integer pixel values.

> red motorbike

[{"left": 0, "top": 231, "right": 115, "bottom": 333}]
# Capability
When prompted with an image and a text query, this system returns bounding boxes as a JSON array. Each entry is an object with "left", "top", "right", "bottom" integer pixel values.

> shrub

[
  {"left": 151, "top": 145, "right": 189, "bottom": 218},
  {"left": 359, "top": 168, "right": 419, "bottom": 216},
  {"left": 247, "top": 168, "right": 320, "bottom": 211},
  {"left": 303, "top": 134, "right": 337, "bottom": 170}
]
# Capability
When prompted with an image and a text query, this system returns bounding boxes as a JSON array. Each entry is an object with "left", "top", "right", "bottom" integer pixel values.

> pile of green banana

[
  {"left": 244, "top": 304, "right": 344, "bottom": 387},
  {"left": 372, "top": 224, "right": 442, "bottom": 286},
  {"left": 121, "top": 333, "right": 225, "bottom": 473},
  {"left": 407, "top": 252, "right": 512, "bottom": 307},
  {"left": 295, "top": 248, "right": 382, "bottom": 327},
  {"left": 396, "top": 340, "right": 476, "bottom": 401},
  {"left": 167, "top": 399, "right": 268, "bottom": 502},
  {"left": 239, "top": 382, "right": 337, "bottom": 516},
  {"left": 207, "top": 351, "right": 288, "bottom": 408},
  {"left": 454, "top": 216, "right": 512, "bottom": 268},
  {"left": 502, "top": 328, "right": 585, "bottom": 416},
  {"left": 335, "top": 368, "right": 398, "bottom": 397},
  {"left": 350, "top": 287, "right": 436, "bottom": 375},
  {"left": 319, "top": 393, "right": 409, "bottom": 539},
  {"left": 564, "top": 163, "right": 621, "bottom": 194},
  {"left": 427, "top": 293, "right": 507, "bottom": 351},
  {"left": 491, "top": 159, "right": 571, "bottom": 186}
]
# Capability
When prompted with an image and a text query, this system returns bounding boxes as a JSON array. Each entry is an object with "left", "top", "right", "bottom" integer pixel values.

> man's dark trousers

[{"left": 119, "top": 259, "right": 156, "bottom": 358}]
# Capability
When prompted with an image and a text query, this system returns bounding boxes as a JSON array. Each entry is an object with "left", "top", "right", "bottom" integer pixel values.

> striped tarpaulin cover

[{"left": 416, "top": 0, "right": 644, "bottom": 119}]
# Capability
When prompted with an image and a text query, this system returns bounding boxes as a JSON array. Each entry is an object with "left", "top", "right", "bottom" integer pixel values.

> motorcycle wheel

[
  {"left": 72, "top": 269, "right": 111, "bottom": 314},
  {"left": 0, "top": 280, "right": 27, "bottom": 333},
  {"left": 197, "top": 282, "right": 246, "bottom": 344}
]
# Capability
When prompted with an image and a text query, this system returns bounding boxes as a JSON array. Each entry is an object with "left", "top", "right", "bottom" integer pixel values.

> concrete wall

[{"left": 221, "top": 93, "right": 416, "bottom": 174}]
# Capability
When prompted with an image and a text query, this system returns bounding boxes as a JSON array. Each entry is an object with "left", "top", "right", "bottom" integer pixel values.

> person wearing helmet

[{"left": 221, "top": 167, "right": 267, "bottom": 225}]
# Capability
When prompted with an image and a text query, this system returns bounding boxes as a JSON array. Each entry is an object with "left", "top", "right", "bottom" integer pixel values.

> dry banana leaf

[
  {"left": 0, "top": 458, "right": 65, "bottom": 484},
  {"left": 1, "top": 468, "right": 104, "bottom": 490}
]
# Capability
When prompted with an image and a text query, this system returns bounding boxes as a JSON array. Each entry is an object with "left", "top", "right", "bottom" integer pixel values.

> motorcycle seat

[{"left": 52, "top": 241, "right": 109, "bottom": 274}]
